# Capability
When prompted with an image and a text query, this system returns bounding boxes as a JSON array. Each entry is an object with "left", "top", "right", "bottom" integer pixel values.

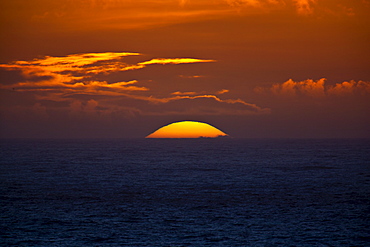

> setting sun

[
  {"left": 0, "top": 0, "right": 368, "bottom": 139},
  {"left": 146, "top": 121, "right": 228, "bottom": 138}
]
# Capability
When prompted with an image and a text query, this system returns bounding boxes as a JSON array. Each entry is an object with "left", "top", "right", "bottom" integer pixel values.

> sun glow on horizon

[{"left": 146, "top": 121, "right": 229, "bottom": 138}]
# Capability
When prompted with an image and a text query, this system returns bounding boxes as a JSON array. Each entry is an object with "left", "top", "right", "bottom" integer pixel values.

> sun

[{"left": 146, "top": 121, "right": 229, "bottom": 138}]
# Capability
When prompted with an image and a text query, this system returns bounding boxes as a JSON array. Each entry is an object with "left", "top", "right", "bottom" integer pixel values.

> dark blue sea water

[{"left": 1, "top": 139, "right": 369, "bottom": 246}]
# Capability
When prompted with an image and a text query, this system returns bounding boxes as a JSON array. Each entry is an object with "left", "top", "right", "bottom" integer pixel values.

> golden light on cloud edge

[
  {"left": 254, "top": 78, "right": 370, "bottom": 97},
  {"left": 0, "top": 52, "right": 216, "bottom": 95},
  {"left": 0, "top": 51, "right": 269, "bottom": 116},
  {"left": 146, "top": 121, "right": 229, "bottom": 138},
  {"left": 138, "top": 58, "right": 216, "bottom": 66}
]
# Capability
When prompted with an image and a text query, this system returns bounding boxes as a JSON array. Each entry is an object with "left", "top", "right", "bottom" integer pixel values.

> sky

[{"left": 0, "top": 0, "right": 369, "bottom": 138}]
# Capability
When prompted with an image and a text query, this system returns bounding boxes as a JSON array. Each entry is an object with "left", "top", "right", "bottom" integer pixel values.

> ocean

[{"left": 1, "top": 138, "right": 369, "bottom": 246}]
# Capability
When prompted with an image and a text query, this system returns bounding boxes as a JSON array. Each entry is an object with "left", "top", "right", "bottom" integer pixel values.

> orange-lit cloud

[
  {"left": 2, "top": 80, "right": 147, "bottom": 94},
  {"left": 271, "top": 78, "right": 326, "bottom": 97},
  {"left": 179, "top": 75, "right": 206, "bottom": 79},
  {"left": 216, "top": 89, "right": 230, "bottom": 94},
  {"left": 293, "top": 0, "right": 317, "bottom": 15},
  {"left": 171, "top": 89, "right": 228, "bottom": 96},
  {"left": 1, "top": 53, "right": 214, "bottom": 81},
  {"left": 255, "top": 78, "right": 370, "bottom": 97},
  {"left": 171, "top": 91, "right": 198, "bottom": 95},
  {"left": 139, "top": 58, "right": 216, "bottom": 66},
  {"left": 0, "top": 52, "right": 266, "bottom": 117},
  {"left": 0, "top": 52, "right": 215, "bottom": 94},
  {"left": 327, "top": 80, "right": 370, "bottom": 96},
  {"left": 19, "top": 52, "right": 140, "bottom": 67},
  {"left": 0, "top": 52, "right": 142, "bottom": 87},
  {"left": 0, "top": 52, "right": 212, "bottom": 101}
]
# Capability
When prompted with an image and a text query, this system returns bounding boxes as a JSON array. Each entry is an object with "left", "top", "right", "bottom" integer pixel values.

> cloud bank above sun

[
  {"left": 0, "top": 51, "right": 267, "bottom": 119},
  {"left": 0, "top": 50, "right": 368, "bottom": 138},
  {"left": 1, "top": 52, "right": 368, "bottom": 124},
  {"left": 146, "top": 121, "right": 228, "bottom": 138},
  {"left": 0, "top": 0, "right": 368, "bottom": 138}
]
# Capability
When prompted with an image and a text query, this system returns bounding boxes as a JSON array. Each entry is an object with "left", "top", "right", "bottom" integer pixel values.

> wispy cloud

[
  {"left": 179, "top": 75, "right": 206, "bottom": 79},
  {"left": 0, "top": 52, "right": 215, "bottom": 93},
  {"left": 171, "top": 89, "right": 229, "bottom": 96},
  {"left": 0, "top": 52, "right": 142, "bottom": 85},
  {"left": 225, "top": 0, "right": 319, "bottom": 15},
  {"left": 171, "top": 91, "right": 198, "bottom": 95},
  {"left": 139, "top": 58, "right": 216, "bottom": 66},
  {"left": 6, "top": 0, "right": 363, "bottom": 34},
  {"left": 225, "top": 0, "right": 263, "bottom": 7},
  {"left": 125, "top": 94, "right": 269, "bottom": 116},
  {"left": 0, "top": 52, "right": 265, "bottom": 117},
  {"left": 216, "top": 89, "right": 230, "bottom": 94}
]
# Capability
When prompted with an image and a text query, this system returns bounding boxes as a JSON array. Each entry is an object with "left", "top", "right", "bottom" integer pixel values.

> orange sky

[{"left": 0, "top": 0, "right": 369, "bottom": 138}]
